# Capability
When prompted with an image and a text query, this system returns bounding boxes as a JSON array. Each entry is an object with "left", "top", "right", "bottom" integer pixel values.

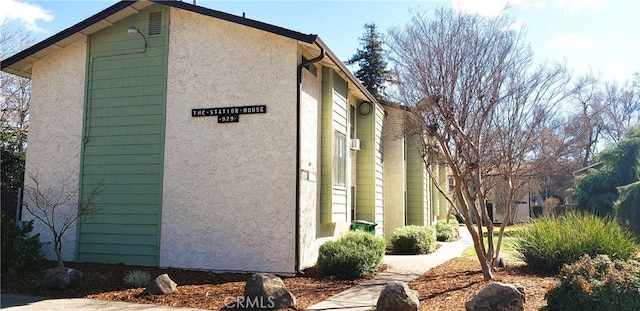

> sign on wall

[{"left": 191, "top": 105, "right": 267, "bottom": 123}]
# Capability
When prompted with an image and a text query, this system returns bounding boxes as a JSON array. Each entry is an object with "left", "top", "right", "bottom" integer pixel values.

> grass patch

[{"left": 460, "top": 225, "right": 521, "bottom": 259}]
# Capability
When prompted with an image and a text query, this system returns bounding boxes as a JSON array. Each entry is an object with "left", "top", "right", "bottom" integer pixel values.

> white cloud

[
  {"left": 519, "top": 1, "right": 546, "bottom": 10},
  {"left": 546, "top": 34, "right": 595, "bottom": 53},
  {"left": 0, "top": 0, "right": 54, "bottom": 32},
  {"left": 451, "top": 0, "right": 510, "bottom": 16},
  {"left": 554, "top": 0, "right": 602, "bottom": 14},
  {"left": 451, "top": 0, "right": 548, "bottom": 16},
  {"left": 504, "top": 19, "right": 526, "bottom": 31}
]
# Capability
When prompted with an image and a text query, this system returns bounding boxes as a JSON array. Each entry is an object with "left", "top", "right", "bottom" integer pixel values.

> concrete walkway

[
  {"left": 305, "top": 225, "right": 473, "bottom": 311},
  {"left": 0, "top": 294, "right": 204, "bottom": 310},
  {"left": 1, "top": 226, "right": 473, "bottom": 311}
]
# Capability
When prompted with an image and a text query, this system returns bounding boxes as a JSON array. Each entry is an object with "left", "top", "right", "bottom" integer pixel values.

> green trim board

[{"left": 78, "top": 6, "right": 169, "bottom": 266}]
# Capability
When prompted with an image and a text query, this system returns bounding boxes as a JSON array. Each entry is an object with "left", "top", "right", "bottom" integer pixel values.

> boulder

[
  {"left": 143, "top": 274, "right": 178, "bottom": 295},
  {"left": 496, "top": 256, "right": 507, "bottom": 268},
  {"left": 244, "top": 273, "right": 296, "bottom": 309},
  {"left": 465, "top": 282, "right": 525, "bottom": 311},
  {"left": 36, "top": 267, "right": 84, "bottom": 291},
  {"left": 376, "top": 281, "right": 419, "bottom": 311}
]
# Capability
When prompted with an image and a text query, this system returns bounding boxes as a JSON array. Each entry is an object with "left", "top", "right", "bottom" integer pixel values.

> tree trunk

[
  {"left": 465, "top": 220, "right": 495, "bottom": 281},
  {"left": 54, "top": 235, "right": 64, "bottom": 268},
  {"left": 473, "top": 239, "right": 494, "bottom": 280}
]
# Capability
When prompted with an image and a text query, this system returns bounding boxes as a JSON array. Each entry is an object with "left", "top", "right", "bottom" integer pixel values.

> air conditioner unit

[{"left": 350, "top": 139, "right": 361, "bottom": 151}]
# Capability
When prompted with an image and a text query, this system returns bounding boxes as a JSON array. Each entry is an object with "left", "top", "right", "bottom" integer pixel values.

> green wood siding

[
  {"left": 406, "top": 137, "right": 427, "bottom": 225},
  {"left": 355, "top": 103, "right": 384, "bottom": 234},
  {"left": 373, "top": 104, "right": 385, "bottom": 235},
  {"left": 436, "top": 162, "right": 448, "bottom": 221},
  {"left": 78, "top": 6, "right": 168, "bottom": 266},
  {"left": 320, "top": 68, "right": 349, "bottom": 223}
]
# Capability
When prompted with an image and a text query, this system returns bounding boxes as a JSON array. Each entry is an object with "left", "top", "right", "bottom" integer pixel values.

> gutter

[{"left": 295, "top": 38, "right": 324, "bottom": 275}]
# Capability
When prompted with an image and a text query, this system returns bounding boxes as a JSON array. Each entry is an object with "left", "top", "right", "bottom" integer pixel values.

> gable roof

[
  {"left": 0, "top": 0, "right": 315, "bottom": 78},
  {"left": 0, "top": 0, "right": 378, "bottom": 105}
]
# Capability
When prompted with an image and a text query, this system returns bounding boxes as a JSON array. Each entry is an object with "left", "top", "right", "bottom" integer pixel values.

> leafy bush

[
  {"left": 391, "top": 225, "right": 436, "bottom": 254},
  {"left": 546, "top": 254, "right": 640, "bottom": 311},
  {"left": 435, "top": 220, "right": 459, "bottom": 242},
  {"left": 1, "top": 212, "right": 43, "bottom": 273},
  {"left": 513, "top": 212, "right": 639, "bottom": 273},
  {"left": 123, "top": 270, "right": 152, "bottom": 288},
  {"left": 316, "top": 231, "right": 386, "bottom": 279}
]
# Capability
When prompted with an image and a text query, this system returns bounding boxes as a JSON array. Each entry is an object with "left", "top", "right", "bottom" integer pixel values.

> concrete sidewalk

[
  {"left": 1, "top": 226, "right": 473, "bottom": 311},
  {"left": 305, "top": 226, "right": 473, "bottom": 311},
  {"left": 0, "top": 294, "right": 204, "bottom": 310}
]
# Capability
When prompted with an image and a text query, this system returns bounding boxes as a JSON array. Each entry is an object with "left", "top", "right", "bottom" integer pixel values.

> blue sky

[{"left": 1, "top": 0, "right": 639, "bottom": 82}]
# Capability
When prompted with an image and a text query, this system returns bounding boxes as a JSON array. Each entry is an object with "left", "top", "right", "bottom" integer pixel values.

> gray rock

[
  {"left": 244, "top": 273, "right": 296, "bottom": 309},
  {"left": 465, "top": 282, "right": 525, "bottom": 311},
  {"left": 497, "top": 257, "right": 507, "bottom": 268},
  {"left": 376, "top": 281, "right": 419, "bottom": 311},
  {"left": 143, "top": 274, "right": 178, "bottom": 295},
  {"left": 36, "top": 267, "right": 84, "bottom": 291}
]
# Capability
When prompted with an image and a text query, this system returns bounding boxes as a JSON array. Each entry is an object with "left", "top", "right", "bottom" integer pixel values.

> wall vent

[{"left": 148, "top": 11, "right": 162, "bottom": 35}]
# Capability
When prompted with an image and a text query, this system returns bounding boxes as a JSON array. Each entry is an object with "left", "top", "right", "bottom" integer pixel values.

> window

[
  {"left": 333, "top": 131, "right": 346, "bottom": 186},
  {"left": 448, "top": 177, "right": 455, "bottom": 192}
]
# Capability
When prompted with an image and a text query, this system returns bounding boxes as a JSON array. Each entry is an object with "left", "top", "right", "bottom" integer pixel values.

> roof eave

[
  {"left": 314, "top": 37, "right": 380, "bottom": 107},
  {"left": 1, "top": 0, "right": 317, "bottom": 78}
]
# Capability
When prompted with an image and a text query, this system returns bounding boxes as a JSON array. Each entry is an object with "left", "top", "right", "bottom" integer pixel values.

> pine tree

[{"left": 346, "top": 23, "right": 391, "bottom": 101}]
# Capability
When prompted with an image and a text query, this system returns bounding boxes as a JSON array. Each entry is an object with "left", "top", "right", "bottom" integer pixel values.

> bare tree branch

[
  {"left": 389, "top": 8, "right": 571, "bottom": 280},
  {"left": 22, "top": 173, "right": 103, "bottom": 267}
]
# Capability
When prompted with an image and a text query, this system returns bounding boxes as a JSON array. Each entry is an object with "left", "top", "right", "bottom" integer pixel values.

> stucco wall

[
  {"left": 162, "top": 8, "right": 298, "bottom": 274},
  {"left": 298, "top": 59, "right": 323, "bottom": 269},
  {"left": 382, "top": 107, "right": 406, "bottom": 241},
  {"left": 21, "top": 39, "right": 87, "bottom": 262}
]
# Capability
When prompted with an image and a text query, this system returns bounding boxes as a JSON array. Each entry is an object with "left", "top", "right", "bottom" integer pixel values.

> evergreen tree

[
  {"left": 346, "top": 23, "right": 391, "bottom": 101},
  {"left": 571, "top": 125, "right": 640, "bottom": 216}
]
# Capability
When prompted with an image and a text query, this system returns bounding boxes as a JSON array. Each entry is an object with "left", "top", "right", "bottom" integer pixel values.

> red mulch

[{"left": 1, "top": 258, "right": 558, "bottom": 310}]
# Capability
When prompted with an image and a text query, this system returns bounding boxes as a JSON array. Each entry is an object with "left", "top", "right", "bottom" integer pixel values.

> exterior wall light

[
  {"left": 127, "top": 25, "right": 147, "bottom": 51},
  {"left": 128, "top": 25, "right": 140, "bottom": 34}
]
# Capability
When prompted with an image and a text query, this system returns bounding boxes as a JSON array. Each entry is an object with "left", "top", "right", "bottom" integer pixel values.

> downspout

[{"left": 295, "top": 38, "right": 324, "bottom": 274}]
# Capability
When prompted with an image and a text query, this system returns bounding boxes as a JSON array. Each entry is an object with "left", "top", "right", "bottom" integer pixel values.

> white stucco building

[{"left": 2, "top": 0, "right": 448, "bottom": 274}]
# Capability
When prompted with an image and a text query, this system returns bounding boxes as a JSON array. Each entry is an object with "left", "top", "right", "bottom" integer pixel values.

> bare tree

[
  {"left": 22, "top": 173, "right": 102, "bottom": 268},
  {"left": 389, "top": 8, "right": 570, "bottom": 280},
  {"left": 1, "top": 22, "right": 33, "bottom": 190},
  {"left": 563, "top": 73, "right": 640, "bottom": 167},
  {"left": 564, "top": 74, "right": 605, "bottom": 167},
  {"left": 601, "top": 79, "right": 640, "bottom": 144}
]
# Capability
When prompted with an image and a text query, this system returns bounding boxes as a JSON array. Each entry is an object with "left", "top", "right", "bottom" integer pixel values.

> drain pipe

[{"left": 295, "top": 39, "right": 324, "bottom": 275}]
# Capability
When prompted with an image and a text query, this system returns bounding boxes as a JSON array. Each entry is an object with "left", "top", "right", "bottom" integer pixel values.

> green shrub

[
  {"left": 513, "top": 212, "right": 639, "bottom": 273},
  {"left": 316, "top": 231, "right": 386, "bottom": 279},
  {"left": 123, "top": 270, "right": 152, "bottom": 288},
  {"left": 1, "top": 212, "right": 43, "bottom": 273},
  {"left": 546, "top": 254, "right": 640, "bottom": 311},
  {"left": 435, "top": 220, "right": 459, "bottom": 242},
  {"left": 391, "top": 225, "right": 436, "bottom": 254}
]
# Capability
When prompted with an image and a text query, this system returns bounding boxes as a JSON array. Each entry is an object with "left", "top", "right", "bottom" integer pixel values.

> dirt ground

[
  {"left": 410, "top": 258, "right": 557, "bottom": 310},
  {"left": 1, "top": 258, "right": 558, "bottom": 310}
]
